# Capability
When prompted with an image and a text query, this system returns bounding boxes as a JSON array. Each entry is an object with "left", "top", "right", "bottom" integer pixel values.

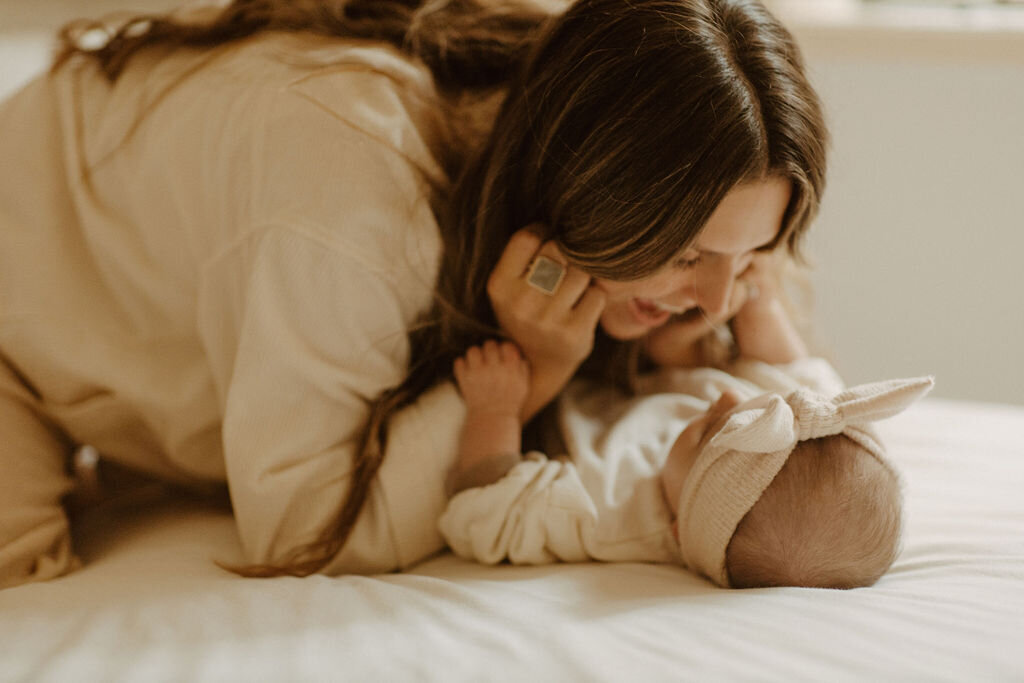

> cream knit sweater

[{"left": 0, "top": 34, "right": 465, "bottom": 573}]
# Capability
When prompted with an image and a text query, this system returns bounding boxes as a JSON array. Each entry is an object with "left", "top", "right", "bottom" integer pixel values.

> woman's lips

[
  {"left": 649, "top": 300, "right": 689, "bottom": 314},
  {"left": 629, "top": 298, "right": 674, "bottom": 327}
]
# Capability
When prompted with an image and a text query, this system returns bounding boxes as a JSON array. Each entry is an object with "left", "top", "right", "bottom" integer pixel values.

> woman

[{"left": 0, "top": 0, "right": 826, "bottom": 586}]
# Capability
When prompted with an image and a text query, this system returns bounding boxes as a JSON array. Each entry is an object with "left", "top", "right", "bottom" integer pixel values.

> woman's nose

[{"left": 694, "top": 256, "right": 740, "bottom": 317}]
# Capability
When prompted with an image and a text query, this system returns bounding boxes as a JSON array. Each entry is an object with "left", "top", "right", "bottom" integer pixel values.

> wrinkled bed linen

[{"left": 1, "top": 398, "right": 1021, "bottom": 682}]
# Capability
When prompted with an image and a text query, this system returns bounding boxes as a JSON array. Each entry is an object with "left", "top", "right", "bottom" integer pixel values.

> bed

[{"left": 2, "top": 396, "right": 1021, "bottom": 681}]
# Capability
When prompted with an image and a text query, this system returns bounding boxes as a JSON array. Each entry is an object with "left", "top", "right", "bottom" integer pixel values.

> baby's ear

[
  {"left": 707, "top": 394, "right": 795, "bottom": 453},
  {"left": 835, "top": 377, "right": 935, "bottom": 425}
]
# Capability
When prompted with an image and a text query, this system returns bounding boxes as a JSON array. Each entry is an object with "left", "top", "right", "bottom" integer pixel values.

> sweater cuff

[
  {"left": 444, "top": 452, "right": 523, "bottom": 498},
  {"left": 377, "top": 381, "right": 466, "bottom": 569}
]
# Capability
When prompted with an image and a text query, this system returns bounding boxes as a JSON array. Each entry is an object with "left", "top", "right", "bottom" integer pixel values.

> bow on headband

[{"left": 675, "top": 375, "right": 934, "bottom": 587}]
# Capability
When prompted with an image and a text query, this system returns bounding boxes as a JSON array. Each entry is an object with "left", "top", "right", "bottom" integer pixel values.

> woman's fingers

[
  {"left": 553, "top": 267, "right": 591, "bottom": 310},
  {"left": 488, "top": 228, "right": 543, "bottom": 295},
  {"left": 572, "top": 285, "right": 607, "bottom": 330},
  {"left": 527, "top": 241, "right": 601, "bottom": 317},
  {"left": 493, "top": 235, "right": 588, "bottom": 309},
  {"left": 487, "top": 228, "right": 605, "bottom": 394},
  {"left": 492, "top": 234, "right": 598, "bottom": 327}
]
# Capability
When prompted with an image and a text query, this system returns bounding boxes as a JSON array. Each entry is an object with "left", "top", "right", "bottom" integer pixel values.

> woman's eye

[{"left": 674, "top": 254, "right": 702, "bottom": 269}]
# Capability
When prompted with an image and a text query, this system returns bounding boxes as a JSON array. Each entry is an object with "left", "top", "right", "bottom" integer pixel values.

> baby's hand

[
  {"left": 454, "top": 341, "right": 530, "bottom": 417},
  {"left": 661, "top": 391, "right": 743, "bottom": 514}
]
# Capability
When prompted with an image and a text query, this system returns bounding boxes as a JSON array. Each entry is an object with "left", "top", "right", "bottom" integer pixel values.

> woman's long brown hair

[{"left": 55, "top": 0, "right": 827, "bottom": 576}]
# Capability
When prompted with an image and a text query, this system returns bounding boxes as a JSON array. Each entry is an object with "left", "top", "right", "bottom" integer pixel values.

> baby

[{"left": 439, "top": 341, "right": 933, "bottom": 589}]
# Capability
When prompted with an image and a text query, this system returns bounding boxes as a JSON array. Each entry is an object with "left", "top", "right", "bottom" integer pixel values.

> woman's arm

[
  {"left": 196, "top": 71, "right": 479, "bottom": 575},
  {"left": 201, "top": 227, "right": 464, "bottom": 574}
]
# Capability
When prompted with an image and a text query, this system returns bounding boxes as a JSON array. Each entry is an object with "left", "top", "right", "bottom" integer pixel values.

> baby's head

[
  {"left": 663, "top": 377, "right": 933, "bottom": 589},
  {"left": 726, "top": 433, "right": 901, "bottom": 588}
]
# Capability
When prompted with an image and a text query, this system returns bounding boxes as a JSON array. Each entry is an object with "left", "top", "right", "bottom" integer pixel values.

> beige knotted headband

[{"left": 675, "top": 376, "right": 935, "bottom": 587}]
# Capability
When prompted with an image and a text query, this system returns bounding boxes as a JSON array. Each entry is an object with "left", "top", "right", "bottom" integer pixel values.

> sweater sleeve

[
  {"left": 195, "top": 65, "right": 467, "bottom": 573},
  {"left": 438, "top": 453, "right": 600, "bottom": 565},
  {"left": 201, "top": 226, "right": 465, "bottom": 573}
]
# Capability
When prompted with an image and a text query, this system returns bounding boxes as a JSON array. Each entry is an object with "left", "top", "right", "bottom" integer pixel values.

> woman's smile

[{"left": 629, "top": 298, "right": 675, "bottom": 327}]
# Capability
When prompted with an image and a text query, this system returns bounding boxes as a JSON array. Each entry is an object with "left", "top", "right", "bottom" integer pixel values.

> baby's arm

[
  {"left": 447, "top": 340, "right": 531, "bottom": 496},
  {"left": 443, "top": 342, "right": 599, "bottom": 565}
]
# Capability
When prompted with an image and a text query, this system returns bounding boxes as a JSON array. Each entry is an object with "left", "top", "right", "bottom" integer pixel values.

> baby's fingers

[
  {"left": 499, "top": 341, "right": 522, "bottom": 364},
  {"left": 482, "top": 339, "right": 501, "bottom": 364},
  {"left": 464, "top": 345, "right": 484, "bottom": 368}
]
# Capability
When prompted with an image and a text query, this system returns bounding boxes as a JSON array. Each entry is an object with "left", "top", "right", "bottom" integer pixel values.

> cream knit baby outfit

[{"left": 438, "top": 358, "right": 846, "bottom": 566}]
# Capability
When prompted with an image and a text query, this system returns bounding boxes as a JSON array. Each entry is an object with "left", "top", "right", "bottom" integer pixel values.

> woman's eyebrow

[{"left": 695, "top": 235, "right": 779, "bottom": 257}]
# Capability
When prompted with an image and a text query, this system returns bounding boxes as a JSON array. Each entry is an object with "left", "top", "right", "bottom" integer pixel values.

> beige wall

[
  {"left": 0, "top": 0, "right": 182, "bottom": 31},
  {"left": 781, "top": 6, "right": 1024, "bottom": 405}
]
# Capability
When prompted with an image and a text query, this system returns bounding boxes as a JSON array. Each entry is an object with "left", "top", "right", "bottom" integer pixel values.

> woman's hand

[
  {"left": 487, "top": 228, "right": 607, "bottom": 421},
  {"left": 731, "top": 252, "right": 808, "bottom": 364}
]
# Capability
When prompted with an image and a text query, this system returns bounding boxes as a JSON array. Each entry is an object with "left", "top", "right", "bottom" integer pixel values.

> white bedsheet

[{"left": 2, "top": 397, "right": 1022, "bottom": 682}]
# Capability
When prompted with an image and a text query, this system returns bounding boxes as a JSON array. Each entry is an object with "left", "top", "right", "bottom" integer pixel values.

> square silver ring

[{"left": 525, "top": 255, "right": 566, "bottom": 295}]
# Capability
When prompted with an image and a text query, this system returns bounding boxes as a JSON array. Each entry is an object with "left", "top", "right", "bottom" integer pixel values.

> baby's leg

[{"left": 0, "top": 354, "right": 77, "bottom": 589}]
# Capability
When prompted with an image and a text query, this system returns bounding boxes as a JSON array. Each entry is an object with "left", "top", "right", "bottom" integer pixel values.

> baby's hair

[{"left": 725, "top": 433, "right": 902, "bottom": 589}]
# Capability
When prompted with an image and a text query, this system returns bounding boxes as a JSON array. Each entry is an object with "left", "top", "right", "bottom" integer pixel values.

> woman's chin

[
  {"left": 600, "top": 326, "right": 644, "bottom": 341},
  {"left": 599, "top": 308, "right": 666, "bottom": 341}
]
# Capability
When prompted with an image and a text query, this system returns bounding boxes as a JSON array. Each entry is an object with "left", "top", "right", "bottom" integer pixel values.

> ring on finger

[{"left": 525, "top": 255, "right": 566, "bottom": 296}]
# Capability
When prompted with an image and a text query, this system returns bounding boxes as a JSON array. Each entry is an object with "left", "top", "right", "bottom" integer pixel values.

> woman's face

[{"left": 592, "top": 176, "right": 793, "bottom": 340}]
